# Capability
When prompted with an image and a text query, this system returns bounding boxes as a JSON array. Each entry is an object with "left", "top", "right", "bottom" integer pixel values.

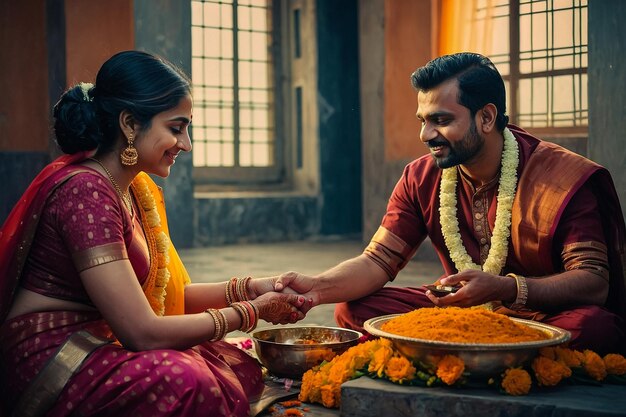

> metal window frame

[
  {"left": 191, "top": 0, "right": 287, "bottom": 186},
  {"left": 505, "top": 0, "right": 588, "bottom": 138}
]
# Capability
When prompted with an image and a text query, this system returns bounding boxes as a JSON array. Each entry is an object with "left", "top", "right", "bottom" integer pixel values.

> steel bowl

[
  {"left": 251, "top": 326, "right": 362, "bottom": 379},
  {"left": 364, "top": 314, "right": 570, "bottom": 377}
]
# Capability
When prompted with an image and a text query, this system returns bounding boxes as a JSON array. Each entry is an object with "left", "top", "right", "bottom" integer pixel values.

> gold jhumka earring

[{"left": 120, "top": 132, "right": 138, "bottom": 166}]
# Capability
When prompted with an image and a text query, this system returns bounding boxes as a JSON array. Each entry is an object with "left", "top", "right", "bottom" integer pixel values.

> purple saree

[{"left": 0, "top": 155, "right": 263, "bottom": 416}]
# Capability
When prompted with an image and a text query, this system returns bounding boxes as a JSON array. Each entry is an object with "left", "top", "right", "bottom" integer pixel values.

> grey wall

[
  {"left": 588, "top": 0, "right": 626, "bottom": 221},
  {"left": 316, "top": 0, "right": 362, "bottom": 236},
  {"left": 0, "top": 152, "right": 50, "bottom": 223},
  {"left": 194, "top": 195, "right": 319, "bottom": 246},
  {"left": 134, "top": 0, "right": 195, "bottom": 248}
]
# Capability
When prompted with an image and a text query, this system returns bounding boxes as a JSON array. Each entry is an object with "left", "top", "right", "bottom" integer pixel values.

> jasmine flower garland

[{"left": 439, "top": 127, "right": 519, "bottom": 276}]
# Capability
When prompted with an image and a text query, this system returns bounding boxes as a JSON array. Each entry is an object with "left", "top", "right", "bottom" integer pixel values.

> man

[{"left": 275, "top": 52, "right": 626, "bottom": 355}]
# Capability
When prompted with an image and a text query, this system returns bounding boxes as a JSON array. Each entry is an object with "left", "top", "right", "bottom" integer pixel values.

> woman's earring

[{"left": 120, "top": 132, "right": 138, "bottom": 166}]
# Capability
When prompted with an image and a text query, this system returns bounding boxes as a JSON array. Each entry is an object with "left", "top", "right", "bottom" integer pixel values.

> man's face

[{"left": 416, "top": 79, "right": 484, "bottom": 169}]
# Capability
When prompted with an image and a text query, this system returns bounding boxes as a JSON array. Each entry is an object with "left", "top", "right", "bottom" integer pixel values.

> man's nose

[{"left": 419, "top": 123, "right": 437, "bottom": 143}]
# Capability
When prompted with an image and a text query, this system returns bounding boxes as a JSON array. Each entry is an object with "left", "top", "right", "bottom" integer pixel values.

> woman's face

[{"left": 134, "top": 95, "right": 193, "bottom": 177}]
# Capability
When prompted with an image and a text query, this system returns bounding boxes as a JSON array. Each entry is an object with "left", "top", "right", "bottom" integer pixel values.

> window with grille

[
  {"left": 474, "top": 0, "right": 588, "bottom": 136},
  {"left": 191, "top": 0, "right": 283, "bottom": 184}
]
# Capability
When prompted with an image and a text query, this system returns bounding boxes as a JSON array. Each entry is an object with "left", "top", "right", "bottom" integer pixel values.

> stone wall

[{"left": 588, "top": 0, "right": 626, "bottom": 221}]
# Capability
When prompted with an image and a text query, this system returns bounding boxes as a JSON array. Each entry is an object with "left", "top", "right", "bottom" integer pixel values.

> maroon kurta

[{"left": 337, "top": 125, "right": 626, "bottom": 355}]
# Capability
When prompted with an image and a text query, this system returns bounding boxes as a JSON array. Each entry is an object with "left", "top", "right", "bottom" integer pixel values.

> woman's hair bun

[{"left": 53, "top": 82, "right": 102, "bottom": 154}]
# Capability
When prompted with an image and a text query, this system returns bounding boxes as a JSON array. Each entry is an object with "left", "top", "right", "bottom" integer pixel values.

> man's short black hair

[{"left": 411, "top": 52, "right": 509, "bottom": 131}]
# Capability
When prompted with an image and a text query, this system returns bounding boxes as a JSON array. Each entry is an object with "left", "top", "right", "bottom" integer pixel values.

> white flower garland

[
  {"left": 134, "top": 178, "right": 171, "bottom": 316},
  {"left": 439, "top": 127, "right": 519, "bottom": 276}
]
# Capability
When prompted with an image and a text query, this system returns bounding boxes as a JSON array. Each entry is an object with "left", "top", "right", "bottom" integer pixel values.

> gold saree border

[
  {"left": 72, "top": 241, "right": 129, "bottom": 272},
  {"left": 12, "top": 330, "right": 112, "bottom": 417}
]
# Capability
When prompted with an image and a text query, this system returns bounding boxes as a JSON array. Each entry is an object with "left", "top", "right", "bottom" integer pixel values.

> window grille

[
  {"left": 476, "top": 0, "right": 588, "bottom": 133},
  {"left": 191, "top": 0, "right": 282, "bottom": 183}
]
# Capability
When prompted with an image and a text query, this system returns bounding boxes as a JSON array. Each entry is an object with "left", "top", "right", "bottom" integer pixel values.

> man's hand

[
  {"left": 425, "top": 270, "right": 516, "bottom": 307},
  {"left": 274, "top": 271, "right": 319, "bottom": 314},
  {"left": 247, "top": 273, "right": 318, "bottom": 314}
]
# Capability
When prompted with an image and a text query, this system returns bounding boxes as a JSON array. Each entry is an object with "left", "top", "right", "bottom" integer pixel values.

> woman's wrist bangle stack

[
  {"left": 506, "top": 273, "right": 528, "bottom": 311},
  {"left": 225, "top": 277, "right": 252, "bottom": 305},
  {"left": 231, "top": 301, "right": 258, "bottom": 333},
  {"left": 205, "top": 308, "right": 229, "bottom": 341}
]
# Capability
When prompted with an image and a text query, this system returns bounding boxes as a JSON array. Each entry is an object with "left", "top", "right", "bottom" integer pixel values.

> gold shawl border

[
  {"left": 510, "top": 141, "right": 600, "bottom": 276},
  {"left": 12, "top": 331, "right": 112, "bottom": 417}
]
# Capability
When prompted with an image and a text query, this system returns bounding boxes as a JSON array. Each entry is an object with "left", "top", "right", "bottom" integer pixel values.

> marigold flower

[
  {"left": 299, "top": 339, "right": 394, "bottom": 408},
  {"left": 532, "top": 356, "right": 571, "bottom": 386},
  {"left": 604, "top": 353, "right": 626, "bottom": 375},
  {"left": 554, "top": 346, "right": 583, "bottom": 368},
  {"left": 384, "top": 356, "right": 416, "bottom": 383},
  {"left": 583, "top": 349, "right": 607, "bottom": 381},
  {"left": 539, "top": 347, "right": 557, "bottom": 360},
  {"left": 436, "top": 355, "right": 465, "bottom": 385},
  {"left": 368, "top": 343, "right": 394, "bottom": 377},
  {"left": 283, "top": 408, "right": 304, "bottom": 417},
  {"left": 501, "top": 368, "right": 531, "bottom": 396},
  {"left": 320, "top": 384, "right": 337, "bottom": 408}
]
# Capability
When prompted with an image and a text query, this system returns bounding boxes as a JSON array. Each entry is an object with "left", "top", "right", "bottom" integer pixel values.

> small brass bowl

[
  {"left": 364, "top": 314, "right": 570, "bottom": 377},
  {"left": 251, "top": 326, "right": 362, "bottom": 379}
]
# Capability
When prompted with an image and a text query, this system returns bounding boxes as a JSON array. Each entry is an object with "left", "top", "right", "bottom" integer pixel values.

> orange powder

[{"left": 381, "top": 307, "right": 548, "bottom": 343}]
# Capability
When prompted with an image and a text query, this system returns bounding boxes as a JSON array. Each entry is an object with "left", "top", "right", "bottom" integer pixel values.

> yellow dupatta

[{"left": 131, "top": 172, "right": 190, "bottom": 316}]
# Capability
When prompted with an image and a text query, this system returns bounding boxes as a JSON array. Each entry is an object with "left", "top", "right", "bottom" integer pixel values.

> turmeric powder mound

[{"left": 381, "top": 307, "right": 548, "bottom": 344}]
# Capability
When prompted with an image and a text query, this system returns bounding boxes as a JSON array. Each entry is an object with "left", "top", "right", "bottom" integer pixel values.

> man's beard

[{"left": 428, "top": 121, "right": 484, "bottom": 169}]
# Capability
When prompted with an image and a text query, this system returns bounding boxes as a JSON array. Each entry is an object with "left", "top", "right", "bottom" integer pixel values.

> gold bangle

[
  {"left": 218, "top": 309, "right": 229, "bottom": 335},
  {"left": 242, "top": 276, "right": 252, "bottom": 301},
  {"left": 231, "top": 302, "right": 253, "bottom": 332},
  {"left": 205, "top": 308, "right": 226, "bottom": 341},
  {"left": 225, "top": 278, "right": 236, "bottom": 305},
  {"left": 234, "top": 277, "right": 251, "bottom": 302},
  {"left": 506, "top": 273, "right": 528, "bottom": 311},
  {"left": 245, "top": 300, "right": 259, "bottom": 332}
]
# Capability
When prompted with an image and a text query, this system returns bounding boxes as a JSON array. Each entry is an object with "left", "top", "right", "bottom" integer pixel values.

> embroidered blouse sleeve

[{"left": 49, "top": 172, "right": 130, "bottom": 272}]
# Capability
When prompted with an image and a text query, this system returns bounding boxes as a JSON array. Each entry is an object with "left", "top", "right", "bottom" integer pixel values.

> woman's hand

[
  {"left": 250, "top": 291, "right": 307, "bottom": 325},
  {"left": 248, "top": 272, "right": 318, "bottom": 314}
]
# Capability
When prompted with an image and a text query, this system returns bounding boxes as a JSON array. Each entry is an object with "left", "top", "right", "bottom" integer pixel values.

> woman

[{"left": 0, "top": 50, "right": 305, "bottom": 417}]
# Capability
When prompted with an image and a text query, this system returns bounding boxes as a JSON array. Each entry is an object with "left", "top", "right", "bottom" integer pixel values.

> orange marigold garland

[
  {"left": 532, "top": 356, "right": 572, "bottom": 386},
  {"left": 298, "top": 308, "right": 626, "bottom": 409},
  {"left": 299, "top": 338, "right": 626, "bottom": 409},
  {"left": 582, "top": 349, "right": 607, "bottom": 381},
  {"left": 384, "top": 356, "right": 416, "bottom": 383},
  {"left": 604, "top": 353, "right": 626, "bottom": 376},
  {"left": 501, "top": 368, "right": 532, "bottom": 396},
  {"left": 436, "top": 355, "right": 465, "bottom": 385}
]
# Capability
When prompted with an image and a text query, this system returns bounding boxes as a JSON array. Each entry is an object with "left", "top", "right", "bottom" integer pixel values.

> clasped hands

[{"left": 247, "top": 272, "right": 318, "bottom": 325}]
